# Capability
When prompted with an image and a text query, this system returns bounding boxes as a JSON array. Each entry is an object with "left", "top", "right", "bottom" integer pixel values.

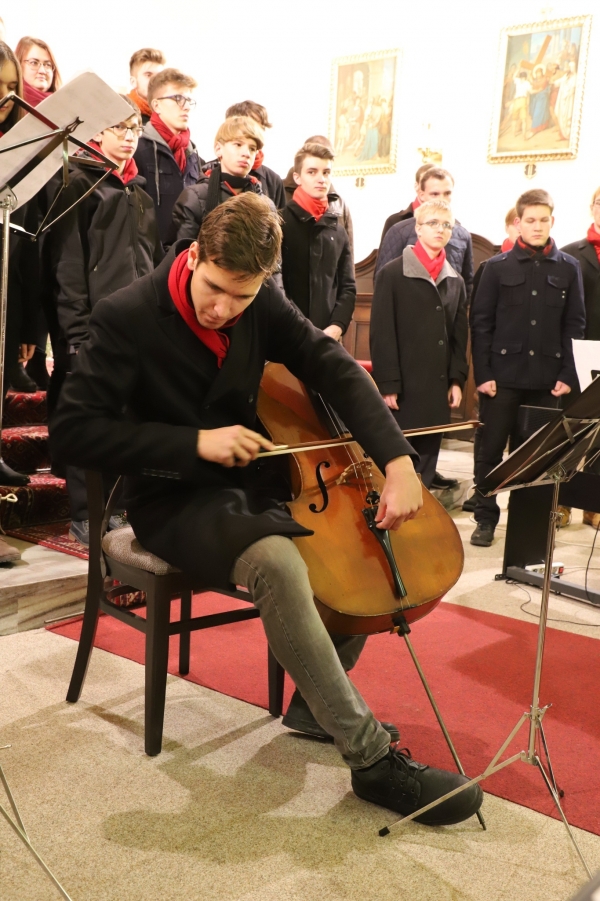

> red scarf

[
  {"left": 168, "top": 250, "right": 242, "bottom": 367},
  {"left": 411, "top": 197, "right": 421, "bottom": 210},
  {"left": 128, "top": 88, "right": 152, "bottom": 121},
  {"left": 501, "top": 238, "right": 514, "bottom": 252},
  {"left": 24, "top": 81, "right": 51, "bottom": 108},
  {"left": 412, "top": 240, "right": 446, "bottom": 282},
  {"left": 87, "top": 141, "right": 138, "bottom": 184},
  {"left": 149, "top": 112, "right": 191, "bottom": 172},
  {"left": 587, "top": 224, "right": 600, "bottom": 263},
  {"left": 293, "top": 185, "right": 328, "bottom": 221},
  {"left": 517, "top": 236, "right": 554, "bottom": 256},
  {"left": 251, "top": 149, "right": 264, "bottom": 171}
]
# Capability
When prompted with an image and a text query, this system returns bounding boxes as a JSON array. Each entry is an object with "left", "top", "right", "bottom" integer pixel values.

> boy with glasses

[
  {"left": 48, "top": 96, "right": 163, "bottom": 545},
  {"left": 370, "top": 200, "right": 468, "bottom": 489},
  {"left": 128, "top": 48, "right": 166, "bottom": 124},
  {"left": 135, "top": 68, "right": 203, "bottom": 246}
]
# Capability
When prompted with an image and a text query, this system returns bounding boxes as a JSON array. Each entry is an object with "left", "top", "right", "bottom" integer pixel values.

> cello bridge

[{"left": 335, "top": 460, "right": 373, "bottom": 486}]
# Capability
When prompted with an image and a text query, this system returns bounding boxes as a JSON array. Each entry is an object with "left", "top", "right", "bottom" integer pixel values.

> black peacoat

[
  {"left": 370, "top": 247, "right": 468, "bottom": 430},
  {"left": 470, "top": 241, "right": 585, "bottom": 390},
  {"left": 49, "top": 241, "right": 414, "bottom": 589},
  {"left": 561, "top": 238, "right": 600, "bottom": 340}
]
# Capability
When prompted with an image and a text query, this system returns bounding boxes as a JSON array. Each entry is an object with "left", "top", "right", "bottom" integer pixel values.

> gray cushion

[{"left": 102, "top": 526, "right": 180, "bottom": 575}]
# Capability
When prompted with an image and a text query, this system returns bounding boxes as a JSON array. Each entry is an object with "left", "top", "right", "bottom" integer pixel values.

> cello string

[{"left": 315, "top": 391, "right": 373, "bottom": 498}]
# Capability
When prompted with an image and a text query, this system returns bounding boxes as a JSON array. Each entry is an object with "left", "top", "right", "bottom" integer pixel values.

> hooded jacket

[
  {"left": 134, "top": 122, "right": 203, "bottom": 246},
  {"left": 48, "top": 161, "right": 163, "bottom": 351}
]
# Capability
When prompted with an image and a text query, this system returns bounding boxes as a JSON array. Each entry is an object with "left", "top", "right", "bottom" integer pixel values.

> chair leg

[
  {"left": 267, "top": 646, "right": 285, "bottom": 717},
  {"left": 65, "top": 569, "right": 103, "bottom": 703},
  {"left": 144, "top": 584, "right": 171, "bottom": 756},
  {"left": 178, "top": 591, "right": 191, "bottom": 676}
]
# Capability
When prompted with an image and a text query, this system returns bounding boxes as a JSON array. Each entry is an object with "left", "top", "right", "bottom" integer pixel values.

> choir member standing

[
  {"left": 134, "top": 68, "right": 202, "bottom": 247},
  {"left": 370, "top": 200, "right": 468, "bottom": 489},
  {"left": 280, "top": 142, "right": 355, "bottom": 341},
  {"left": 379, "top": 162, "right": 435, "bottom": 243},
  {"left": 128, "top": 48, "right": 165, "bottom": 125},
  {"left": 224, "top": 101, "right": 285, "bottom": 210}
]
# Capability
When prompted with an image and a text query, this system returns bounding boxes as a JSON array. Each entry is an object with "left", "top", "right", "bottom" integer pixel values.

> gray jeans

[{"left": 231, "top": 534, "right": 391, "bottom": 769}]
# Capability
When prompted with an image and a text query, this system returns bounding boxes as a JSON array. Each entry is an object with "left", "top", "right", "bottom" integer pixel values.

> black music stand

[{"left": 380, "top": 377, "right": 600, "bottom": 883}]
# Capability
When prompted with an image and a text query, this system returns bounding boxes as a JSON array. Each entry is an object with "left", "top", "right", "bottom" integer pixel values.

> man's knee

[{"left": 233, "top": 534, "right": 309, "bottom": 596}]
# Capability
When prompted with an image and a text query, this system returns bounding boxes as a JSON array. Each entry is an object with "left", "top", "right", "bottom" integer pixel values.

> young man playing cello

[{"left": 50, "top": 193, "right": 482, "bottom": 826}]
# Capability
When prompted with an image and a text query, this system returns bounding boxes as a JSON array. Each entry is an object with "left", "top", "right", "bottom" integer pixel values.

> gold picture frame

[
  {"left": 488, "top": 15, "right": 592, "bottom": 164},
  {"left": 329, "top": 48, "right": 400, "bottom": 176}
]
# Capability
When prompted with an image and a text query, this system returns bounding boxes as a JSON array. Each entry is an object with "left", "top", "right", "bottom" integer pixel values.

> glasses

[
  {"left": 23, "top": 58, "right": 54, "bottom": 72},
  {"left": 155, "top": 94, "right": 196, "bottom": 109},
  {"left": 422, "top": 220, "right": 453, "bottom": 231},
  {"left": 108, "top": 123, "right": 143, "bottom": 138}
]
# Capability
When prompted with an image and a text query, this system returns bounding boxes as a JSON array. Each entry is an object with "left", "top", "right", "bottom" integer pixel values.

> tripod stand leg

[
  {"left": 0, "top": 803, "right": 74, "bottom": 900},
  {"left": 0, "top": 762, "right": 28, "bottom": 839},
  {"left": 535, "top": 754, "right": 592, "bottom": 879},
  {"left": 537, "top": 718, "right": 562, "bottom": 798},
  {"left": 402, "top": 633, "right": 487, "bottom": 831}
]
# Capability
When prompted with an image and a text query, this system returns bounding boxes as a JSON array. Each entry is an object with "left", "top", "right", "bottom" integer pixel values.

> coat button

[
  {"left": 556, "top": 352, "right": 561, "bottom": 358},
  {"left": 438, "top": 340, "right": 444, "bottom": 345},
  {"left": 436, "top": 305, "right": 442, "bottom": 311},
  {"left": 529, "top": 350, "right": 535, "bottom": 356},
  {"left": 535, "top": 261, "right": 540, "bottom": 266},
  {"left": 203, "top": 404, "right": 210, "bottom": 410},
  {"left": 440, "top": 374, "right": 445, "bottom": 379},
  {"left": 532, "top": 290, "right": 538, "bottom": 296},
  {"left": 248, "top": 394, "right": 254, "bottom": 403},
  {"left": 501, "top": 348, "right": 507, "bottom": 354},
  {"left": 531, "top": 319, "right": 536, "bottom": 325}
]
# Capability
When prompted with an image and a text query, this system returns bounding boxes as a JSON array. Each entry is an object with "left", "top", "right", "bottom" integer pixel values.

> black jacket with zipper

[
  {"left": 48, "top": 162, "right": 163, "bottom": 352},
  {"left": 172, "top": 170, "right": 268, "bottom": 243},
  {"left": 281, "top": 200, "right": 356, "bottom": 333},
  {"left": 134, "top": 123, "right": 203, "bottom": 247}
]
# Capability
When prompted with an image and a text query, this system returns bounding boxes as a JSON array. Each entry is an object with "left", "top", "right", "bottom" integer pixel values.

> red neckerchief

[
  {"left": 88, "top": 141, "right": 139, "bottom": 184},
  {"left": 293, "top": 185, "right": 328, "bottom": 221},
  {"left": 128, "top": 88, "right": 152, "bottom": 120},
  {"left": 411, "top": 197, "right": 421, "bottom": 210},
  {"left": 517, "top": 236, "right": 554, "bottom": 257},
  {"left": 587, "top": 224, "right": 600, "bottom": 263},
  {"left": 24, "top": 81, "right": 51, "bottom": 107},
  {"left": 150, "top": 112, "right": 191, "bottom": 172},
  {"left": 412, "top": 240, "right": 446, "bottom": 282},
  {"left": 168, "top": 250, "right": 242, "bottom": 368},
  {"left": 501, "top": 238, "right": 514, "bottom": 252},
  {"left": 251, "top": 149, "right": 264, "bottom": 171}
]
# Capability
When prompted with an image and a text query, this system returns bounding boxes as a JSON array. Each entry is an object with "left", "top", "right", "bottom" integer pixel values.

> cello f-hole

[{"left": 309, "top": 461, "right": 331, "bottom": 513}]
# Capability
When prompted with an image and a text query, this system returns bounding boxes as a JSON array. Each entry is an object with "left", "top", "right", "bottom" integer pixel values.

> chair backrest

[{"left": 85, "top": 470, "right": 123, "bottom": 585}]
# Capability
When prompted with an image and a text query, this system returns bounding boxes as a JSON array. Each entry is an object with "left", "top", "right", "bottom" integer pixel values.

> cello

[{"left": 256, "top": 362, "right": 467, "bottom": 636}]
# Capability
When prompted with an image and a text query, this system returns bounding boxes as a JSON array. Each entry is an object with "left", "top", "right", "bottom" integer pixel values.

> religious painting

[
  {"left": 329, "top": 49, "right": 400, "bottom": 176},
  {"left": 489, "top": 15, "right": 592, "bottom": 163}
]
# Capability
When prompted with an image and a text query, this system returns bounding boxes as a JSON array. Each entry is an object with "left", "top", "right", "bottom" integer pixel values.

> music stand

[{"left": 380, "top": 377, "right": 600, "bottom": 882}]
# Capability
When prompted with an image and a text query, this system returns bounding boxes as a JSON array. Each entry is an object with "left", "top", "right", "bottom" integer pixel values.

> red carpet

[{"left": 49, "top": 599, "right": 600, "bottom": 835}]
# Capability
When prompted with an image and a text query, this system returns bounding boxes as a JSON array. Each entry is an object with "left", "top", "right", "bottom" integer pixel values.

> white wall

[{"left": 6, "top": 0, "right": 599, "bottom": 259}]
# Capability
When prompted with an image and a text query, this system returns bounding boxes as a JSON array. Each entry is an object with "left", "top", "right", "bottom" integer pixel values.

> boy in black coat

[
  {"left": 134, "top": 68, "right": 202, "bottom": 247},
  {"left": 172, "top": 116, "right": 268, "bottom": 242},
  {"left": 225, "top": 100, "right": 286, "bottom": 210},
  {"left": 50, "top": 193, "right": 482, "bottom": 826},
  {"left": 370, "top": 200, "right": 468, "bottom": 488},
  {"left": 281, "top": 142, "right": 355, "bottom": 340},
  {"left": 470, "top": 189, "right": 585, "bottom": 546},
  {"left": 49, "top": 96, "right": 163, "bottom": 544}
]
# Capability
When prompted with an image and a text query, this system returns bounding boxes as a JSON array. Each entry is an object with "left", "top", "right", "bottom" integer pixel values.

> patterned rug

[
  {"left": 2, "top": 390, "right": 47, "bottom": 427},
  {"left": 0, "top": 473, "right": 70, "bottom": 531},
  {"left": 5, "top": 519, "right": 88, "bottom": 559}
]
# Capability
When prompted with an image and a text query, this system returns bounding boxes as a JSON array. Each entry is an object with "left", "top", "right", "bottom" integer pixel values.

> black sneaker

[
  {"left": 352, "top": 746, "right": 483, "bottom": 826},
  {"left": 470, "top": 523, "right": 495, "bottom": 547},
  {"left": 431, "top": 472, "right": 459, "bottom": 491},
  {"left": 282, "top": 689, "right": 400, "bottom": 743},
  {"left": 8, "top": 363, "right": 37, "bottom": 393}
]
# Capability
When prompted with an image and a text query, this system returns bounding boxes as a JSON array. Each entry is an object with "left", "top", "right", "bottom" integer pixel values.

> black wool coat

[
  {"left": 134, "top": 123, "right": 203, "bottom": 247},
  {"left": 470, "top": 241, "right": 585, "bottom": 390},
  {"left": 370, "top": 247, "right": 469, "bottom": 430},
  {"left": 380, "top": 201, "right": 414, "bottom": 245},
  {"left": 49, "top": 242, "right": 414, "bottom": 590},
  {"left": 561, "top": 238, "right": 600, "bottom": 340},
  {"left": 281, "top": 201, "right": 356, "bottom": 333},
  {"left": 252, "top": 164, "right": 286, "bottom": 211},
  {"left": 47, "top": 165, "right": 163, "bottom": 350}
]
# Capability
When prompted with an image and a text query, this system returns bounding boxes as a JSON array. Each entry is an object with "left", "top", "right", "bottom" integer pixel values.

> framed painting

[
  {"left": 489, "top": 15, "right": 592, "bottom": 163},
  {"left": 329, "top": 49, "right": 400, "bottom": 176}
]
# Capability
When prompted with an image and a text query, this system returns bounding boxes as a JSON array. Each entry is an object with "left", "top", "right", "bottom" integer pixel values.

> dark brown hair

[
  {"left": 129, "top": 47, "right": 166, "bottom": 74},
  {"left": 0, "top": 42, "right": 24, "bottom": 128},
  {"left": 420, "top": 166, "right": 454, "bottom": 190},
  {"left": 516, "top": 189, "right": 554, "bottom": 217},
  {"left": 147, "top": 68, "right": 197, "bottom": 105},
  {"left": 225, "top": 100, "right": 272, "bottom": 129},
  {"left": 15, "top": 36, "right": 62, "bottom": 91},
  {"left": 198, "top": 193, "right": 282, "bottom": 279},
  {"left": 305, "top": 134, "right": 333, "bottom": 151},
  {"left": 294, "top": 141, "right": 334, "bottom": 175}
]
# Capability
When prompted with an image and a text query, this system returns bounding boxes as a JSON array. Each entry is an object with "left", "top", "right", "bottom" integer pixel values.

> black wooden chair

[{"left": 66, "top": 471, "right": 285, "bottom": 755}]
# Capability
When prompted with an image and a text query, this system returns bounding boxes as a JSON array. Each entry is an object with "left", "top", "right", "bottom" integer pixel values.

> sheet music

[
  {"left": 573, "top": 339, "right": 600, "bottom": 392},
  {"left": 0, "top": 72, "right": 132, "bottom": 213}
]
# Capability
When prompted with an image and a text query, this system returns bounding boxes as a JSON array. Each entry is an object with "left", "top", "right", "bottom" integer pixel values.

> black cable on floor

[{"left": 506, "top": 580, "right": 600, "bottom": 628}]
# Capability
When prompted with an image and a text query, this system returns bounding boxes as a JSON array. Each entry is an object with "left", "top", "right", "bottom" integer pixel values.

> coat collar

[
  {"left": 579, "top": 239, "right": 600, "bottom": 272},
  {"left": 402, "top": 245, "right": 457, "bottom": 286},
  {"left": 512, "top": 239, "right": 560, "bottom": 263},
  {"left": 286, "top": 199, "right": 338, "bottom": 227}
]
